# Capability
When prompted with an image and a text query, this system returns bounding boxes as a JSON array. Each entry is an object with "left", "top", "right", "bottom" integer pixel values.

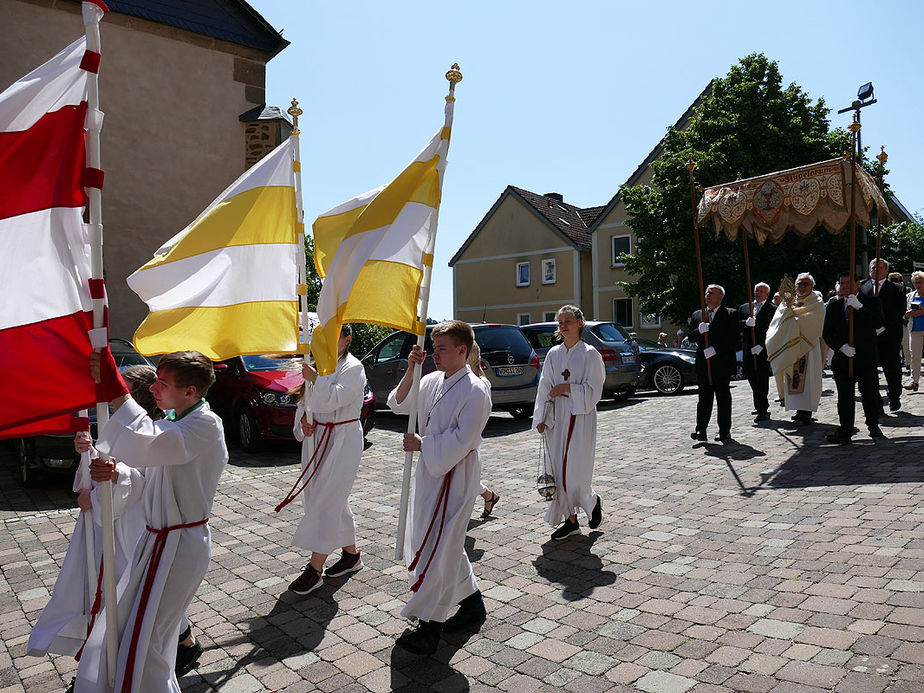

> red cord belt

[
  {"left": 121, "top": 517, "right": 209, "bottom": 693},
  {"left": 275, "top": 418, "right": 359, "bottom": 512}
]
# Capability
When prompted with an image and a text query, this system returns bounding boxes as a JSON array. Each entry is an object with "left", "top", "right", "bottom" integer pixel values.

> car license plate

[
  {"left": 495, "top": 366, "right": 523, "bottom": 377},
  {"left": 622, "top": 355, "right": 636, "bottom": 364}
]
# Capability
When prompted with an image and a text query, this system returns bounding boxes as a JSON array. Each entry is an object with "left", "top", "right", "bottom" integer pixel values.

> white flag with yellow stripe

[
  {"left": 311, "top": 97, "right": 453, "bottom": 375},
  {"left": 128, "top": 138, "right": 299, "bottom": 359}
]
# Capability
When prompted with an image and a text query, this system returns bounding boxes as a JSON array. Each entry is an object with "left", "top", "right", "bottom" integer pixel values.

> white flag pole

[
  {"left": 394, "top": 64, "right": 462, "bottom": 561},
  {"left": 81, "top": 1, "right": 118, "bottom": 685}
]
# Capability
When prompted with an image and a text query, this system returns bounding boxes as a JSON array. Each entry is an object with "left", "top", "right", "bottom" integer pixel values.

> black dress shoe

[
  {"left": 396, "top": 620, "right": 442, "bottom": 655},
  {"left": 443, "top": 591, "right": 486, "bottom": 633},
  {"left": 869, "top": 426, "right": 886, "bottom": 438},
  {"left": 889, "top": 401, "right": 901, "bottom": 412},
  {"left": 588, "top": 495, "right": 602, "bottom": 529},
  {"left": 714, "top": 432, "right": 731, "bottom": 443},
  {"left": 754, "top": 413, "right": 770, "bottom": 423},
  {"left": 175, "top": 638, "right": 203, "bottom": 677},
  {"left": 690, "top": 430, "right": 707, "bottom": 441},
  {"left": 826, "top": 430, "right": 853, "bottom": 445},
  {"left": 791, "top": 412, "right": 813, "bottom": 424}
]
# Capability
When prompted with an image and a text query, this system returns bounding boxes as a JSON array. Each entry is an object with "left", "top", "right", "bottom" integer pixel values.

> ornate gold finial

[
  {"left": 287, "top": 98, "right": 303, "bottom": 131},
  {"left": 848, "top": 114, "right": 861, "bottom": 134},
  {"left": 876, "top": 145, "right": 888, "bottom": 166},
  {"left": 446, "top": 63, "right": 463, "bottom": 85},
  {"left": 686, "top": 153, "right": 696, "bottom": 173}
]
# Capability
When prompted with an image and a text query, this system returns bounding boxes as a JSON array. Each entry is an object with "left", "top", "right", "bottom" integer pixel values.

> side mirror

[{"left": 213, "top": 362, "right": 229, "bottom": 372}]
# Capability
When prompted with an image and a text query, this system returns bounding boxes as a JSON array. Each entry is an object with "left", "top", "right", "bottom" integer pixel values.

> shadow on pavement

[
  {"left": 389, "top": 628, "right": 475, "bottom": 692},
  {"left": 196, "top": 589, "right": 342, "bottom": 691},
  {"left": 532, "top": 531, "right": 616, "bottom": 601}
]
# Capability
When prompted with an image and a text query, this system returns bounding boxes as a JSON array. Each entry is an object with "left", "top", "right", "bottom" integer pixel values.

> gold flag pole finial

[
  {"left": 686, "top": 153, "right": 696, "bottom": 174},
  {"left": 876, "top": 145, "right": 888, "bottom": 167},
  {"left": 446, "top": 63, "right": 463, "bottom": 98},
  {"left": 288, "top": 98, "right": 303, "bottom": 135},
  {"left": 848, "top": 114, "right": 861, "bottom": 134}
]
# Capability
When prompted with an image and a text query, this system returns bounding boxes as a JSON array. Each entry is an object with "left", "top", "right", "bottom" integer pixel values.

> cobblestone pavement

[{"left": 2, "top": 373, "right": 923, "bottom": 692}]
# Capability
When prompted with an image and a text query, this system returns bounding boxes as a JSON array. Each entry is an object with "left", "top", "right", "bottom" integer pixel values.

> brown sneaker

[
  {"left": 324, "top": 551, "right": 363, "bottom": 578},
  {"left": 288, "top": 565, "right": 323, "bottom": 595}
]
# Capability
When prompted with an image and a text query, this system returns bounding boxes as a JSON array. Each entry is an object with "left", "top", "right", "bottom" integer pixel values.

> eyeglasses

[{"left": 796, "top": 280, "right": 811, "bottom": 286}]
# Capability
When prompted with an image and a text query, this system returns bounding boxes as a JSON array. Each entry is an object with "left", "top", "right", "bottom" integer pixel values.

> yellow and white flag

[
  {"left": 311, "top": 98, "right": 453, "bottom": 375},
  {"left": 129, "top": 138, "right": 298, "bottom": 359}
]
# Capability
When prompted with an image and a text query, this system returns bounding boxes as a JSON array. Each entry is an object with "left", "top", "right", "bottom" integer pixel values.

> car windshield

[
  {"left": 590, "top": 323, "right": 630, "bottom": 343},
  {"left": 475, "top": 326, "right": 532, "bottom": 358},
  {"left": 241, "top": 354, "right": 301, "bottom": 372}
]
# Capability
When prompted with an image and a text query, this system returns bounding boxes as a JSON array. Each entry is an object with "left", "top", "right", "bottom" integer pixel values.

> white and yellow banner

[{"left": 129, "top": 138, "right": 298, "bottom": 359}]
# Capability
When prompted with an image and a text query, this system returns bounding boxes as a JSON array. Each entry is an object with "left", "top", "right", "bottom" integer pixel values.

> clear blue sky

[{"left": 250, "top": 0, "right": 924, "bottom": 322}]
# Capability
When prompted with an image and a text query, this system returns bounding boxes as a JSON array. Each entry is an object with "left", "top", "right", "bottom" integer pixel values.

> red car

[{"left": 208, "top": 354, "right": 375, "bottom": 453}]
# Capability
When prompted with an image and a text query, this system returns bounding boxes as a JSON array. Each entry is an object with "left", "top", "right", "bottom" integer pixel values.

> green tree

[
  {"left": 620, "top": 54, "right": 861, "bottom": 325},
  {"left": 879, "top": 215, "right": 924, "bottom": 274}
]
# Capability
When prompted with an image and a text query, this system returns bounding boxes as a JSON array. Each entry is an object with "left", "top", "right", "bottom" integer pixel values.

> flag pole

[
  {"left": 394, "top": 63, "right": 462, "bottom": 561},
  {"left": 288, "top": 99, "right": 312, "bottom": 345},
  {"left": 687, "top": 154, "right": 712, "bottom": 385},
  {"left": 80, "top": 1, "right": 118, "bottom": 685}
]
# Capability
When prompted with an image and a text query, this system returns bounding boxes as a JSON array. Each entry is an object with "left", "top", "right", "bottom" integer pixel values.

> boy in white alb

[
  {"left": 388, "top": 320, "right": 492, "bottom": 655},
  {"left": 73, "top": 351, "right": 227, "bottom": 693}
]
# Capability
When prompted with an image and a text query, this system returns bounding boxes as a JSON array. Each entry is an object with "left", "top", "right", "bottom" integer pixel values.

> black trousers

[
  {"left": 696, "top": 375, "right": 732, "bottom": 435},
  {"left": 878, "top": 330, "right": 903, "bottom": 404},
  {"left": 745, "top": 368, "right": 770, "bottom": 415},
  {"left": 833, "top": 365, "right": 881, "bottom": 433}
]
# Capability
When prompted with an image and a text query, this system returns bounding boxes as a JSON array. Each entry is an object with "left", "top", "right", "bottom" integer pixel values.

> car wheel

[
  {"left": 18, "top": 439, "right": 40, "bottom": 487},
  {"left": 237, "top": 407, "right": 263, "bottom": 453},
  {"left": 508, "top": 405, "right": 533, "bottom": 419},
  {"left": 653, "top": 364, "right": 684, "bottom": 395}
]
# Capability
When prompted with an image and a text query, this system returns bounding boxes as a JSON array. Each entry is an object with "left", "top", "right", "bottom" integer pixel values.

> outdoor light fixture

[{"left": 857, "top": 82, "right": 874, "bottom": 103}]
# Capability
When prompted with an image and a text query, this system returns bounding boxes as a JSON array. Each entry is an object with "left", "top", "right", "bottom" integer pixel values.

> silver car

[
  {"left": 362, "top": 323, "right": 540, "bottom": 418},
  {"left": 521, "top": 321, "right": 642, "bottom": 400}
]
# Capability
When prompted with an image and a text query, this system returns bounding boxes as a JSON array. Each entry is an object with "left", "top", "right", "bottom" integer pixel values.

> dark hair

[
  {"left": 122, "top": 365, "right": 163, "bottom": 420},
  {"left": 157, "top": 351, "right": 216, "bottom": 395},
  {"left": 340, "top": 324, "right": 352, "bottom": 338},
  {"left": 431, "top": 320, "right": 474, "bottom": 356}
]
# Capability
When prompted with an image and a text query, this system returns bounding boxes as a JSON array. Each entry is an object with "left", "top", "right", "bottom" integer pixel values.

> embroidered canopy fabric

[{"left": 696, "top": 158, "right": 890, "bottom": 245}]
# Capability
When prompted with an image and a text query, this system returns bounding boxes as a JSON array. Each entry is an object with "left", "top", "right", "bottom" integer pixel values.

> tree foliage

[
  {"left": 879, "top": 215, "right": 924, "bottom": 274},
  {"left": 619, "top": 54, "right": 862, "bottom": 325}
]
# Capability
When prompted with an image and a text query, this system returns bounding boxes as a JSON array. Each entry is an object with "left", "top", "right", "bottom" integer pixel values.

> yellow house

[
  {"left": 451, "top": 85, "right": 712, "bottom": 339},
  {"left": 449, "top": 187, "right": 599, "bottom": 327},
  {"left": 0, "top": 0, "right": 288, "bottom": 339}
]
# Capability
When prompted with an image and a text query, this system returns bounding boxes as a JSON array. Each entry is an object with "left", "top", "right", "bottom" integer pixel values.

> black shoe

[
  {"left": 792, "top": 412, "right": 813, "bottom": 424},
  {"left": 714, "top": 432, "right": 731, "bottom": 443},
  {"left": 826, "top": 430, "right": 853, "bottom": 445},
  {"left": 324, "top": 550, "right": 364, "bottom": 578},
  {"left": 690, "top": 430, "right": 707, "bottom": 441},
  {"left": 754, "top": 413, "right": 770, "bottom": 423},
  {"left": 288, "top": 564, "right": 323, "bottom": 595},
  {"left": 65, "top": 678, "right": 75, "bottom": 693},
  {"left": 443, "top": 591, "right": 486, "bottom": 633},
  {"left": 869, "top": 426, "right": 886, "bottom": 439},
  {"left": 396, "top": 620, "right": 442, "bottom": 655},
  {"left": 480, "top": 492, "right": 500, "bottom": 519},
  {"left": 588, "top": 495, "right": 603, "bottom": 530},
  {"left": 551, "top": 517, "right": 581, "bottom": 541},
  {"left": 175, "top": 638, "right": 203, "bottom": 677},
  {"left": 889, "top": 401, "right": 901, "bottom": 412}
]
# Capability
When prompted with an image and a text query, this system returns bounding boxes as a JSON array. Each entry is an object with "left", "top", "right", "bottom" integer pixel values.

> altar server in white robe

[
  {"left": 73, "top": 351, "right": 227, "bottom": 693},
  {"left": 284, "top": 324, "right": 366, "bottom": 595},
  {"left": 766, "top": 273, "right": 825, "bottom": 424},
  {"left": 28, "top": 367, "right": 156, "bottom": 660},
  {"left": 388, "top": 320, "right": 492, "bottom": 655},
  {"left": 533, "top": 305, "right": 605, "bottom": 541}
]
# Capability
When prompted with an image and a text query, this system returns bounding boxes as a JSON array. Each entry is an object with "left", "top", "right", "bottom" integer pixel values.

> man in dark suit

[
  {"left": 824, "top": 271, "right": 885, "bottom": 444},
  {"left": 689, "top": 284, "right": 738, "bottom": 442},
  {"left": 860, "top": 258, "right": 905, "bottom": 412},
  {"left": 739, "top": 282, "right": 774, "bottom": 423}
]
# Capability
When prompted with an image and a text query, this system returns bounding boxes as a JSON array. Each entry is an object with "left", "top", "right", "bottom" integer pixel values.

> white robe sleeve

[
  {"left": 308, "top": 359, "right": 364, "bottom": 415},
  {"left": 569, "top": 346, "right": 605, "bottom": 415},
  {"left": 531, "top": 350, "right": 556, "bottom": 429},
  {"left": 293, "top": 400, "right": 306, "bottom": 442},
  {"left": 96, "top": 398, "right": 189, "bottom": 468},
  {"left": 420, "top": 382, "right": 490, "bottom": 477},
  {"left": 89, "top": 462, "right": 145, "bottom": 524},
  {"left": 387, "top": 383, "right": 414, "bottom": 415}
]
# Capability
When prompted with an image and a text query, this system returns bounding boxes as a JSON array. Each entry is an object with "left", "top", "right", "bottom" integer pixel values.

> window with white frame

[
  {"left": 640, "top": 311, "right": 661, "bottom": 329},
  {"left": 515, "top": 261, "right": 530, "bottom": 287},
  {"left": 543, "top": 311, "right": 557, "bottom": 322},
  {"left": 541, "top": 258, "right": 556, "bottom": 284},
  {"left": 611, "top": 235, "right": 631, "bottom": 267},
  {"left": 613, "top": 297, "right": 633, "bottom": 328},
  {"left": 517, "top": 312, "right": 531, "bottom": 326}
]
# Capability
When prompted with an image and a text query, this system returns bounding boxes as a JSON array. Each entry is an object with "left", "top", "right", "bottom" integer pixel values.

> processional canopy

[{"left": 696, "top": 157, "right": 890, "bottom": 245}]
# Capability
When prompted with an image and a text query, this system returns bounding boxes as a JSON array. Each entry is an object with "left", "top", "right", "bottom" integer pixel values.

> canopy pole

[
  {"left": 874, "top": 146, "right": 888, "bottom": 297},
  {"left": 81, "top": 1, "right": 118, "bottom": 684},
  {"left": 847, "top": 115, "right": 861, "bottom": 378},
  {"left": 288, "top": 99, "right": 311, "bottom": 341},
  {"left": 741, "top": 232, "right": 757, "bottom": 369},
  {"left": 687, "top": 155, "right": 711, "bottom": 385},
  {"left": 394, "top": 63, "right": 462, "bottom": 561}
]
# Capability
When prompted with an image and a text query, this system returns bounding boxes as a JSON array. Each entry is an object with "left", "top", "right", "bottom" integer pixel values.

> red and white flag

[{"left": 0, "top": 5, "right": 120, "bottom": 438}]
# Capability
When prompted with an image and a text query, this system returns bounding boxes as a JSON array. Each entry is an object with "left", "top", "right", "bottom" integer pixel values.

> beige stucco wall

[
  {"left": 2, "top": 0, "right": 271, "bottom": 340},
  {"left": 453, "top": 195, "right": 586, "bottom": 326}
]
